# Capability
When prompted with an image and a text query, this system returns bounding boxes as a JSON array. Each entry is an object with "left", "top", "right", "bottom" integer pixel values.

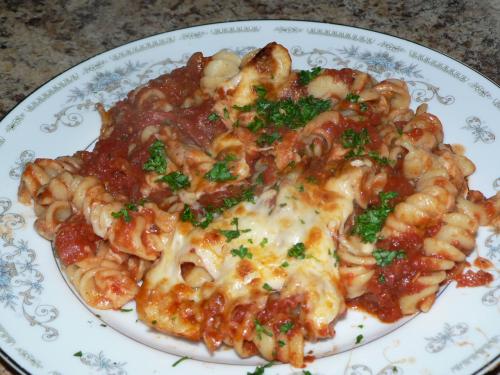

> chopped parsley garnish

[
  {"left": 223, "top": 107, "right": 230, "bottom": 119},
  {"left": 287, "top": 242, "right": 306, "bottom": 259},
  {"left": 257, "top": 131, "right": 282, "bottom": 146},
  {"left": 233, "top": 104, "right": 254, "bottom": 112},
  {"left": 120, "top": 308, "right": 133, "bottom": 312},
  {"left": 355, "top": 334, "right": 364, "bottom": 344},
  {"left": 247, "top": 117, "right": 265, "bottom": 133},
  {"left": 296, "top": 184, "right": 305, "bottom": 192},
  {"left": 280, "top": 261, "right": 289, "bottom": 268},
  {"left": 171, "top": 356, "right": 190, "bottom": 367},
  {"left": 111, "top": 208, "right": 133, "bottom": 223},
  {"left": 220, "top": 224, "right": 241, "bottom": 242},
  {"left": 254, "top": 85, "right": 267, "bottom": 98},
  {"left": 351, "top": 191, "right": 398, "bottom": 243},
  {"left": 378, "top": 274, "right": 386, "bottom": 284},
  {"left": 143, "top": 140, "right": 167, "bottom": 174},
  {"left": 223, "top": 188, "right": 255, "bottom": 208},
  {"left": 346, "top": 93, "right": 360, "bottom": 103},
  {"left": 278, "top": 340, "right": 286, "bottom": 347},
  {"left": 360, "top": 102, "right": 368, "bottom": 112},
  {"left": 231, "top": 245, "right": 252, "bottom": 259},
  {"left": 259, "top": 237, "right": 268, "bottom": 247},
  {"left": 111, "top": 201, "right": 141, "bottom": 223},
  {"left": 279, "top": 322, "right": 294, "bottom": 333},
  {"left": 262, "top": 283, "right": 273, "bottom": 292},
  {"left": 204, "top": 160, "right": 236, "bottom": 182},
  {"left": 254, "top": 319, "right": 273, "bottom": 339},
  {"left": 298, "top": 66, "right": 322, "bottom": 85},
  {"left": 332, "top": 250, "right": 340, "bottom": 266},
  {"left": 73, "top": 351, "right": 83, "bottom": 357},
  {"left": 306, "top": 176, "right": 318, "bottom": 184},
  {"left": 373, "top": 249, "right": 407, "bottom": 267},
  {"left": 219, "top": 217, "right": 250, "bottom": 242},
  {"left": 341, "top": 129, "right": 394, "bottom": 165},
  {"left": 180, "top": 205, "right": 214, "bottom": 229},
  {"left": 157, "top": 171, "right": 190, "bottom": 191},
  {"left": 233, "top": 87, "right": 331, "bottom": 131},
  {"left": 256, "top": 172, "right": 264, "bottom": 185},
  {"left": 358, "top": 324, "right": 364, "bottom": 328},
  {"left": 208, "top": 112, "right": 220, "bottom": 121},
  {"left": 303, "top": 371, "right": 312, "bottom": 375},
  {"left": 367, "top": 151, "right": 394, "bottom": 165},
  {"left": 180, "top": 204, "right": 195, "bottom": 223},
  {"left": 247, "top": 361, "right": 274, "bottom": 375},
  {"left": 341, "top": 128, "right": 370, "bottom": 158}
]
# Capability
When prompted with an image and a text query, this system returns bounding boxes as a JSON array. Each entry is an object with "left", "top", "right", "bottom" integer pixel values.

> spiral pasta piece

[{"left": 66, "top": 243, "right": 150, "bottom": 309}]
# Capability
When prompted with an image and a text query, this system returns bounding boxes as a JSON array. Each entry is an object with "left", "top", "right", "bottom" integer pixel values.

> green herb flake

[
  {"left": 351, "top": 191, "right": 398, "bottom": 243},
  {"left": 73, "top": 351, "right": 83, "bottom": 357},
  {"left": 298, "top": 66, "right": 322, "bottom": 85},
  {"left": 360, "top": 102, "right": 368, "bottom": 112},
  {"left": 280, "top": 261, "right": 289, "bottom": 268},
  {"left": 152, "top": 320, "right": 157, "bottom": 325},
  {"left": 257, "top": 131, "right": 282, "bottom": 146},
  {"left": 171, "top": 356, "right": 190, "bottom": 367},
  {"left": 278, "top": 340, "right": 286, "bottom": 347},
  {"left": 296, "top": 184, "right": 305, "bottom": 192},
  {"left": 341, "top": 128, "right": 370, "bottom": 158},
  {"left": 157, "top": 171, "right": 190, "bottom": 191},
  {"left": 180, "top": 204, "right": 195, "bottom": 223},
  {"left": 120, "top": 308, "right": 133, "bottom": 312},
  {"left": 231, "top": 245, "right": 253, "bottom": 259},
  {"left": 303, "top": 371, "right": 312, "bottom": 375},
  {"left": 260, "top": 237, "right": 268, "bottom": 247},
  {"left": 332, "top": 250, "right": 340, "bottom": 266},
  {"left": 378, "top": 274, "right": 387, "bottom": 284},
  {"left": 180, "top": 205, "right": 214, "bottom": 229},
  {"left": 373, "top": 249, "right": 407, "bottom": 267},
  {"left": 279, "top": 321, "right": 294, "bottom": 333},
  {"left": 111, "top": 208, "right": 132, "bottom": 223},
  {"left": 358, "top": 324, "right": 364, "bottom": 328},
  {"left": 288, "top": 242, "right": 306, "bottom": 259},
  {"left": 204, "top": 160, "right": 236, "bottom": 182},
  {"left": 223, "top": 107, "right": 230, "bottom": 119},
  {"left": 247, "top": 117, "right": 265, "bottom": 133},
  {"left": 368, "top": 151, "right": 394, "bottom": 166},
  {"left": 254, "top": 85, "right": 268, "bottom": 98},
  {"left": 208, "top": 112, "right": 220, "bottom": 121},
  {"left": 355, "top": 334, "right": 364, "bottom": 344},
  {"left": 299, "top": 218, "right": 305, "bottom": 224},
  {"left": 256, "top": 172, "right": 264, "bottom": 185},
  {"left": 143, "top": 140, "right": 167, "bottom": 174},
  {"left": 254, "top": 319, "right": 273, "bottom": 339},
  {"left": 306, "top": 176, "right": 318, "bottom": 184},
  {"left": 220, "top": 229, "right": 240, "bottom": 242},
  {"left": 247, "top": 361, "right": 274, "bottom": 375},
  {"left": 346, "top": 93, "right": 360, "bottom": 103},
  {"left": 262, "top": 283, "right": 273, "bottom": 292}
]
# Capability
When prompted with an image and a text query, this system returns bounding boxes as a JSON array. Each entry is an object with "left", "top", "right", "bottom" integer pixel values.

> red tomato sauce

[
  {"left": 349, "top": 232, "right": 427, "bottom": 322},
  {"left": 454, "top": 269, "right": 493, "bottom": 287},
  {"left": 79, "top": 52, "right": 213, "bottom": 200},
  {"left": 54, "top": 215, "right": 100, "bottom": 266}
]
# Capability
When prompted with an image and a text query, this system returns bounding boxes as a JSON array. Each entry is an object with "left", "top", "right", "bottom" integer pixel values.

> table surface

[{"left": 0, "top": 0, "right": 499, "bottom": 374}]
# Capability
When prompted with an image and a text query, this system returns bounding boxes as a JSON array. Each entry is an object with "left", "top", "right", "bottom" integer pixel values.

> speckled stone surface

[{"left": 0, "top": 0, "right": 499, "bottom": 373}]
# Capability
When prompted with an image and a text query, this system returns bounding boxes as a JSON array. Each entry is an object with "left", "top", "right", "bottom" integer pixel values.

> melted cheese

[{"left": 145, "top": 169, "right": 362, "bottom": 332}]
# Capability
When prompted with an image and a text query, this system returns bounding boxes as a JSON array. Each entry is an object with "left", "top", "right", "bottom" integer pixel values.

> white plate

[{"left": 0, "top": 20, "right": 499, "bottom": 375}]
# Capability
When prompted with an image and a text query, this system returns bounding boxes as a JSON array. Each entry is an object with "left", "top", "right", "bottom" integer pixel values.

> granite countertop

[{"left": 0, "top": 0, "right": 499, "bottom": 374}]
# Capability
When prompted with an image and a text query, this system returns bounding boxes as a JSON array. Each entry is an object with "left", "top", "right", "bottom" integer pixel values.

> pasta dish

[{"left": 18, "top": 43, "right": 499, "bottom": 367}]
